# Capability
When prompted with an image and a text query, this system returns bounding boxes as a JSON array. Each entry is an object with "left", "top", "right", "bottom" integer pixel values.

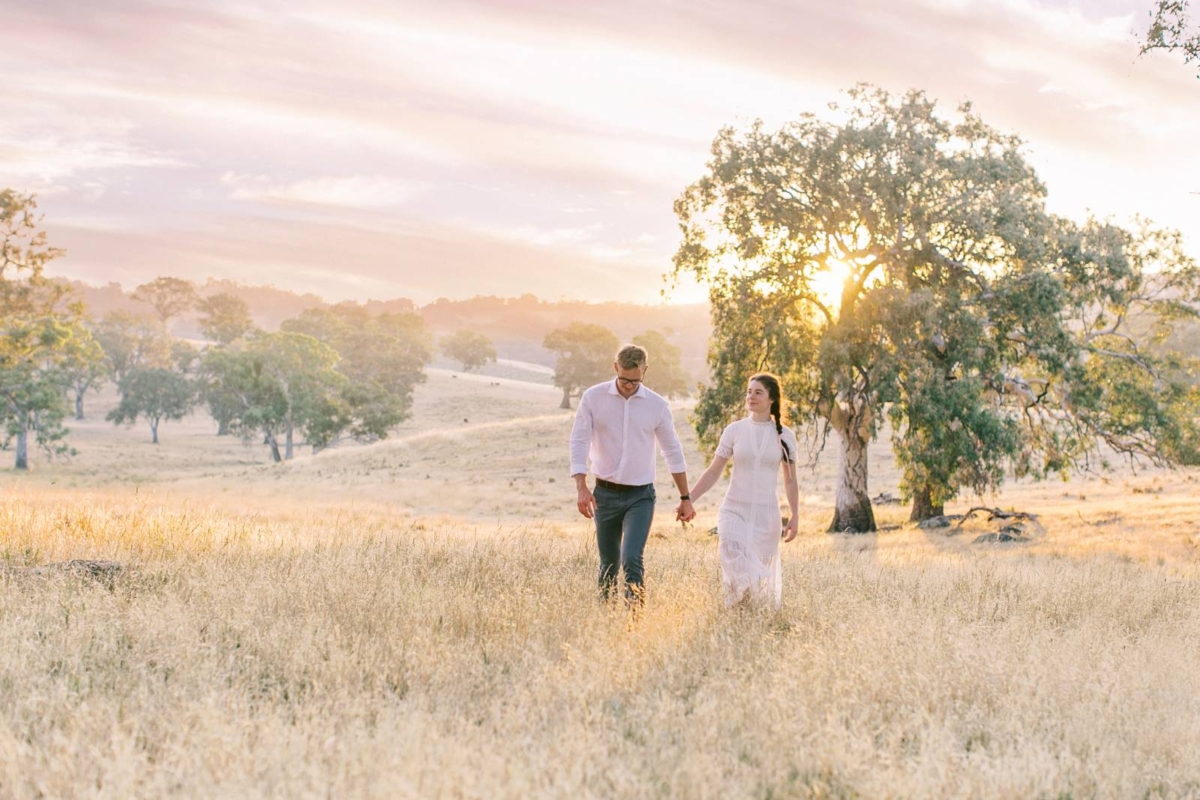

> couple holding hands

[{"left": 569, "top": 344, "right": 799, "bottom": 609}]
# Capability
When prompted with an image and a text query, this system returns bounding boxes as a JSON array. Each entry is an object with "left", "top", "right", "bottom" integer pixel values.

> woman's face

[{"left": 745, "top": 379, "right": 772, "bottom": 414}]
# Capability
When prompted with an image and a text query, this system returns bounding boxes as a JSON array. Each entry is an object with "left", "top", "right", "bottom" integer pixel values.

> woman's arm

[
  {"left": 688, "top": 454, "right": 729, "bottom": 503},
  {"left": 782, "top": 457, "right": 800, "bottom": 542}
]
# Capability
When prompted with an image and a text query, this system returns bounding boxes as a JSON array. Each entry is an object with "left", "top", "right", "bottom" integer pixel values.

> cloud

[
  {"left": 43, "top": 214, "right": 674, "bottom": 305},
  {"left": 4, "top": 0, "right": 1198, "bottom": 306},
  {"left": 221, "top": 173, "right": 425, "bottom": 209}
]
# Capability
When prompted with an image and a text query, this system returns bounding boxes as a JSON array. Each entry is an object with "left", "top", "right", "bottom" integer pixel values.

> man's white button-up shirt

[{"left": 568, "top": 380, "right": 687, "bottom": 486}]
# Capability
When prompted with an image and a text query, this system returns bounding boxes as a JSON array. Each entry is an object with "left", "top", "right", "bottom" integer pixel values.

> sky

[{"left": 2, "top": 0, "right": 1197, "bottom": 306}]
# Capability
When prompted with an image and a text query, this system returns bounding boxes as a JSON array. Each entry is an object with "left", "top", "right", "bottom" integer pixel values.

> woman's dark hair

[{"left": 750, "top": 372, "right": 793, "bottom": 463}]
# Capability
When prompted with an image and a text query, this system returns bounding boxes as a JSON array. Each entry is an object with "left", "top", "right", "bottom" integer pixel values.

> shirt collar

[{"left": 609, "top": 379, "right": 647, "bottom": 399}]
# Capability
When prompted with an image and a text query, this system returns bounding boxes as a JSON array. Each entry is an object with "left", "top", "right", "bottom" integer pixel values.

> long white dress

[{"left": 715, "top": 418, "right": 798, "bottom": 609}]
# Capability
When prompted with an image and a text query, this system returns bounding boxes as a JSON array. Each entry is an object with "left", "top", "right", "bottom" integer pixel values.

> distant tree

[
  {"left": 61, "top": 325, "right": 109, "bottom": 420},
  {"left": 196, "top": 292, "right": 255, "bottom": 344},
  {"left": 282, "top": 306, "right": 432, "bottom": 439},
  {"left": 95, "top": 310, "right": 172, "bottom": 384},
  {"left": 171, "top": 339, "right": 200, "bottom": 375},
  {"left": 0, "top": 189, "right": 78, "bottom": 470},
  {"left": 132, "top": 277, "right": 197, "bottom": 327},
  {"left": 198, "top": 346, "right": 285, "bottom": 445},
  {"left": 543, "top": 322, "right": 619, "bottom": 409},
  {"left": 200, "top": 332, "right": 347, "bottom": 462},
  {"left": 1142, "top": 2, "right": 1199, "bottom": 75},
  {"left": 441, "top": 330, "right": 497, "bottom": 371},
  {"left": 196, "top": 348, "right": 242, "bottom": 436},
  {"left": 107, "top": 368, "right": 195, "bottom": 444},
  {"left": 632, "top": 329, "right": 689, "bottom": 398}
]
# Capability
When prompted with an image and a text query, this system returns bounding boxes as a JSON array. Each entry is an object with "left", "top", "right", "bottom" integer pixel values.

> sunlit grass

[{"left": 2, "top": 489, "right": 1199, "bottom": 798}]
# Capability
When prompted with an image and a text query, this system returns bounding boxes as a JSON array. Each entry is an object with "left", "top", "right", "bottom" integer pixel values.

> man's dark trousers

[{"left": 593, "top": 482, "right": 656, "bottom": 604}]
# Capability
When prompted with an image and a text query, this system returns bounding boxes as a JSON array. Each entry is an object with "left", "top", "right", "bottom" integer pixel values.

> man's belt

[{"left": 595, "top": 478, "right": 652, "bottom": 492}]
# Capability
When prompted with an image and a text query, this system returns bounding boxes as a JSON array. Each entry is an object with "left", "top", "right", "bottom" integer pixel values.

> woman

[{"left": 687, "top": 373, "right": 799, "bottom": 608}]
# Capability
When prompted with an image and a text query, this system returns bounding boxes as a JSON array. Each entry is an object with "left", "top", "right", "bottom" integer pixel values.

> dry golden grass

[{"left": 3, "top": 370, "right": 1200, "bottom": 797}]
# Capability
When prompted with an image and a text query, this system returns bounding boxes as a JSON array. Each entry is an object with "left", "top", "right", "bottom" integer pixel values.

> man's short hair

[{"left": 616, "top": 344, "right": 648, "bottom": 369}]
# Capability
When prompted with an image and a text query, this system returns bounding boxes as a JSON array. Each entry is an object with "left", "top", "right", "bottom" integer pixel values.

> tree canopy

[
  {"left": 197, "top": 292, "right": 255, "bottom": 344},
  {"left": 107, "top": 367, "right": 195, "bottom": 444},
  {"left": 0, "top": 190, "right": 80, "bottom": 470},
  {"left": 1142, "top": 2, "right": 1199, "bottom": 75},
  {"left": 132, "top": 277, "right": 197, "bottom": 327},
  {"left": 543, "top": 322, "right": 619, "bottom": 409},
  {"left": 632, "top": 329, "right": 690, "bottom": 399},
  {"left": 674, "top": 86, "right": 1200, "bottom": 531},
  {"left": 441, "top": 330, "right": 497, "bottom": 372},
  {"left": 281, "top": 305, "right": 432, "bottom": 437},
  {"left": 95, "top": 310, "right": 173, "bottom": 384}
]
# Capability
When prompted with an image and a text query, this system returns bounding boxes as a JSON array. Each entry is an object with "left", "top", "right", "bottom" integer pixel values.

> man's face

[{"left": 613, "top": 362, "right": 647, "bottom": 398}]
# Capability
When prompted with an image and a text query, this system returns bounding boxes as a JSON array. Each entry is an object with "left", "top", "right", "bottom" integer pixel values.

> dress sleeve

[{"left": 715, "top": 422, "right": 735, "bottom": 459}]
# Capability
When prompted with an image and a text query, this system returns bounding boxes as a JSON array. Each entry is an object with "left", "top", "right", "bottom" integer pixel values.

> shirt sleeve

[
  {"left": 715, "top": 422, "right": 735, "bottom": 459},
  {"left": 655, "top": 402, "right": 688, "bottom": 474},
  {"left": 568, "top": 391, "right": 593, "bottom": 477}
]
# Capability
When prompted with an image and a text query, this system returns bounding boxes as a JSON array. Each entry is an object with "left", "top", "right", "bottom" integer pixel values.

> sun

[{"left": 809, "top": 259, "right": 854, "bottom": 313}]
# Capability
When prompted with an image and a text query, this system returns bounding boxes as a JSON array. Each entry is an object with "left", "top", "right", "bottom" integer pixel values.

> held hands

[
  {"left": 675, "top": 498, "right": 696, "bottom": 523},
  {"left": 782, "top": 516, "right": 798, "bottom": 543},
  {"left": 577, "top": 486, "right": 597, "bottom": 519}
]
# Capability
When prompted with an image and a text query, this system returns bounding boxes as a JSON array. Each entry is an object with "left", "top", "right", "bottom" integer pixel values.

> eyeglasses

[{"left": 617, "top": 377, "right": 642, "bottom": 387}]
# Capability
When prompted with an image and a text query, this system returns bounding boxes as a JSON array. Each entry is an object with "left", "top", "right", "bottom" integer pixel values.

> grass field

[{"left": 2, "top": 371, "right": 1199, "bottom": 797}]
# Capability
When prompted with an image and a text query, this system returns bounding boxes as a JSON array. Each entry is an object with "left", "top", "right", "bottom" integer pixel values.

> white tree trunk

[{"left": 829, "top": 425, "right": 876, "bottom": 532}]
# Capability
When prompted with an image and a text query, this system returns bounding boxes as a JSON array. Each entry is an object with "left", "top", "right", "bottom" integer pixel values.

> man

[{"left": 569, "top": 344, "right": 696, "bottom": 605}]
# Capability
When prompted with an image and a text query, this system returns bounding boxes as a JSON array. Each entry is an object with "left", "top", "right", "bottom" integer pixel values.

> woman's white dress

[{"left": 715, "top": 419, "right": 797, "bottom": 608}]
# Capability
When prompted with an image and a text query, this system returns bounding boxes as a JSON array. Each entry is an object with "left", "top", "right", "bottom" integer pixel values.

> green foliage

[
  {"left": 1141, "top": 2, "right": 1199, "bottom": 74},
  {"left": 196, "top": 292, "right": 255, "bottom": 345},
  {"left": 172, "top": 339, "right": 200, "bottom": 375},
  {"left": 94, "top": 310, "right": 173, "bottom": 384},
  {"left": 132, "top": 276, "right": 197, "bottom": 326},
  {"left": 1016, "top": 217, "right": 1200, "bottom": 472},
  {"left": 200, "top": 332, "right": 350, "bottom": 461},
  {"left": 631, "top": 329, "right": 690, "bottom": 399},
  {"left": 0, "top": 190, "right": 79, "bottom": 469},
  {"left": 60, "top": 320, "right": 108, "bottom": 419},
  {"left": 674, "top": 86, "right": 1200, "bottom": 527},
  {"left": 441, "top": 330, "right": 497, "bottom": 372},
  {"left": 543, "top": 322, "right": 619, "bottom": 409},
  {"left": 107, "top": 368, "right": 195, "bottom": 444},
  {"left": 198, "top": 346, "right": 288, "bottom": 446},
  {"left": 281, "top": 305, "right": 433, "bottom": 439}
]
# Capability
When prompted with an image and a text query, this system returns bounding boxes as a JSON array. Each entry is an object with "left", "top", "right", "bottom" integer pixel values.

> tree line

[{"left": 1, "top": 191, "right": 690, "bottom": 468}]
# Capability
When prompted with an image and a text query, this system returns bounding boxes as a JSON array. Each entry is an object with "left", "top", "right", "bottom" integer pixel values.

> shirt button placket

[{"left": 616, "top": 400, "right": 630, "bottom": 481}]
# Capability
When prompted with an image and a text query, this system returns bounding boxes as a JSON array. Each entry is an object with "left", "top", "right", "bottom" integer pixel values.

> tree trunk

[
  {"left": 15, "top": 428, "right": 29, "bottom": 471},
  {"left": 217, "top": 417, "right": 229, "bottom": 436},
  {"left": 285, "top": 423, "right": 294, "bottom": 460},
  {"left": 150, "top": 418, "right": 159, "bottom": 444},
  {"left": 264, "top": 429, "right": 282, "bottom": 463},
  {"left": 909, "top": 485, "right": 944, "bottom": 522},
  {"left": 559, "top": 387, "right": 572, "bottom": 410},
  {"left": 828, "top": 425, "right": 876, "bottom": 533},
  {"left": 74, "top": 391, "right": 84, "bottom": 420}
]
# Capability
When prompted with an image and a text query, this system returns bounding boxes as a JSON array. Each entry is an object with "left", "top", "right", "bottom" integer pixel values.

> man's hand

[
  {"left": 577, "top": 485, "right": 597, "bottom": 519},
  {"left": 782, "top": 516, "right": 798, "bottom": 543},
  {"left": 675, "top": 498, "right": 696, "bottom": 523}
]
